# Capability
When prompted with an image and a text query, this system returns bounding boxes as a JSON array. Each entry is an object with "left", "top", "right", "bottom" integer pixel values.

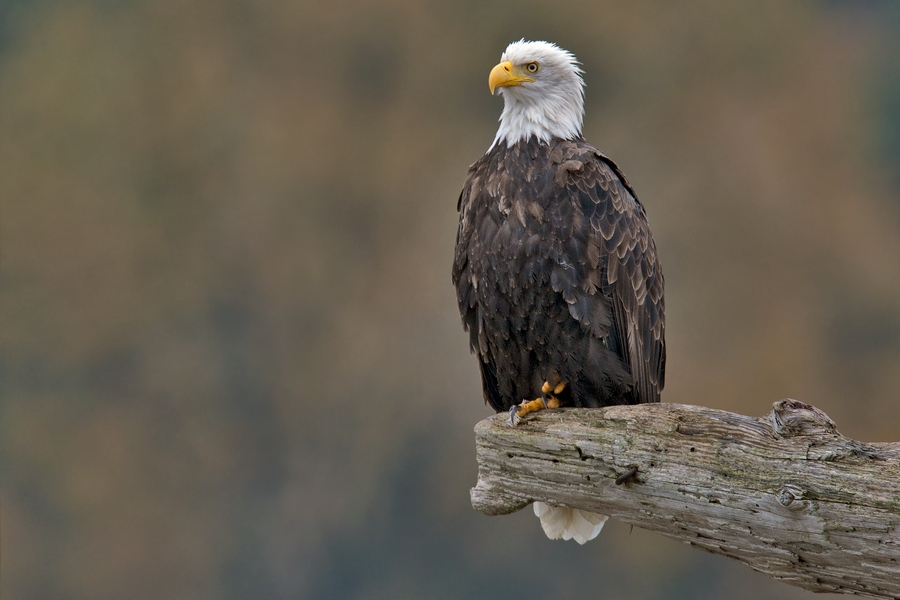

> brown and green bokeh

[{"left": 2, "top": 1, "right": 898, "bottom": 598}]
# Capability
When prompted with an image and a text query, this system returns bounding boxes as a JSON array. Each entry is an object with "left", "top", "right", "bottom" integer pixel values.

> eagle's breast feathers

[{"left": 453, "top": 138, "right": 665, "bottom": 412}]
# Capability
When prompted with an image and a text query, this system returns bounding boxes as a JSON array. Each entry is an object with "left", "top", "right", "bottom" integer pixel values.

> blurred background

[{"left": 1, "top": 0, "right": 898, "bottom": 598}]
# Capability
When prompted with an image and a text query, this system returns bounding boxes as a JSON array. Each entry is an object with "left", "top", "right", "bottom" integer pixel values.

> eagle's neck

[{"left": 490, "top": 88, "right": 584, "bottom": 150}]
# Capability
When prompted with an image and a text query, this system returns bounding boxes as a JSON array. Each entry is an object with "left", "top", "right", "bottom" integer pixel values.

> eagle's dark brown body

[{"left": 453, "top": 137, "right": 665, "bottom": 412}]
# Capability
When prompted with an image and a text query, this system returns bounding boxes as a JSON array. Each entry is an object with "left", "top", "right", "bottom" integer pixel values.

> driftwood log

[{"left": 471, "top": 399, "right": 900, "bottom": 597}]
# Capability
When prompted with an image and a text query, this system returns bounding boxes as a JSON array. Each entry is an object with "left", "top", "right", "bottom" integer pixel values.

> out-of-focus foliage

[{"left": 1, "top": 1, "right": 897, "bottom": 598}]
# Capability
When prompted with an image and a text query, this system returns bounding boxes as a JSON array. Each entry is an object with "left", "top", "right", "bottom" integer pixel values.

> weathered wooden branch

[{"left": 471, "top": 400, "right": 900, "bottom": 597}]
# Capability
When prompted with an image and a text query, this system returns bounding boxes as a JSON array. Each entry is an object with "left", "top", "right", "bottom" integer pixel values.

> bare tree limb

[{"left": 470, "top": 400, "right": 900, "bottom": 597}]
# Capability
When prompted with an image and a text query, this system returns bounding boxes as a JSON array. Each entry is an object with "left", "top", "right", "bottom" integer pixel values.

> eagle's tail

[{"left": 533, "top": 502, "right": 608, "bottom": 544}]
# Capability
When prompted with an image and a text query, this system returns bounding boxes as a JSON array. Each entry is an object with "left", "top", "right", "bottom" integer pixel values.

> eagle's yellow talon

[
  {"left": 507, "top": 381, "right": 566, "bottom": 425},
  {"left": 516, "top": 397, "right": 546, "bottom": 418}
]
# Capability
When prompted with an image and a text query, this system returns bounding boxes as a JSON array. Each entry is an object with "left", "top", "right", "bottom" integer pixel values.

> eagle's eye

[{"left": 526, "top": 62, "right": 539, "bottom": 73}]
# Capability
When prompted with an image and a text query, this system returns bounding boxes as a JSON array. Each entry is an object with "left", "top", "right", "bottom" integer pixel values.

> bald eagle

[{"left": 453, "top": 40, "right": 666, "bottom": 543}]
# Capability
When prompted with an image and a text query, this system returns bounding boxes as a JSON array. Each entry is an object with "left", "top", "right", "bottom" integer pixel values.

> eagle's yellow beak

[{"left": 489, "top": 61, "right": 535, "bottom": 95}]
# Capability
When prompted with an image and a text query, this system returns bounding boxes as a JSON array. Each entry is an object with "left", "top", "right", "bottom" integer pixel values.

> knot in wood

[
  {"left": 615, "top": 466, "right": 639, "bottom": 485},
  {"left": 776, "top": 484, "right": 808, "bottom": 511},
  {"left": 771, "top": 398, "right": 837, "bottom": 437}
]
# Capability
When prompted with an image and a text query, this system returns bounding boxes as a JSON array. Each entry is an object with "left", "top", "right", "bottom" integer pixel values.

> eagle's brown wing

[{"left": 551, "top": 144, "right": 665, "bottom": 403}]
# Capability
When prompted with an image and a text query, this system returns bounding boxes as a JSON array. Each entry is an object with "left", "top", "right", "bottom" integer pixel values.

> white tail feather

[{"left": 533, "top": 502, "right": 608, "bottom": 544}]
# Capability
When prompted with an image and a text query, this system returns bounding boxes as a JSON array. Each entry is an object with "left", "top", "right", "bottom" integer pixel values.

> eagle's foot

[
  {"left": 542, "top": 380, "right": 567, "bottom": 397},
  {"left": 506, "top": 381, "right": 566, "bottom": 426}
]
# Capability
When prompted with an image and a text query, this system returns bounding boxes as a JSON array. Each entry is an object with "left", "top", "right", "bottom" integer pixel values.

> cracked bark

[{"left": 470, "top": 399, "right": 900, "bottom": 597}]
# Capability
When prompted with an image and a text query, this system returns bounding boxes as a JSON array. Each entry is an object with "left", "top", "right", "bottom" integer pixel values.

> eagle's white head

[{"left": 489, "top": 40, "right": 585, "bottom": 150}]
